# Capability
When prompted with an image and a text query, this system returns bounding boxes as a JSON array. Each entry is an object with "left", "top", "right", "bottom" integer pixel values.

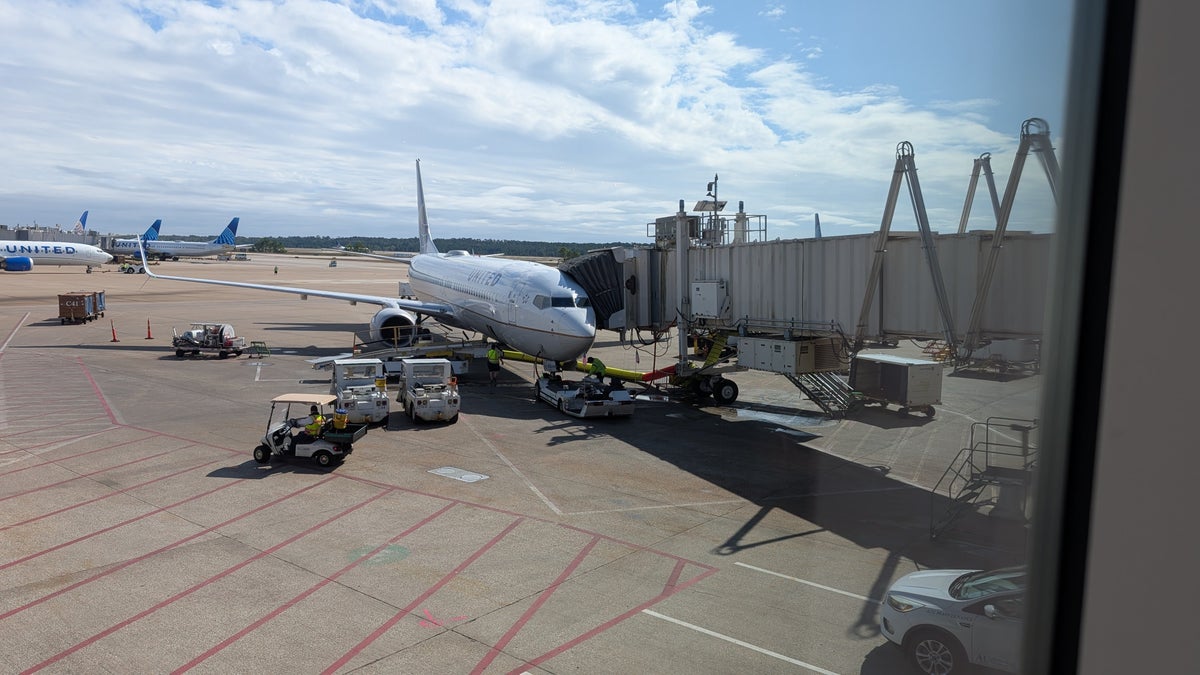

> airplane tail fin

[
  {"left": 144, "top": 219, "right": 162, "bottom": 241},
  {"left": 416, "top": 160, "right": 438, "bottom": 255},
  {"left": 74, "top": 211, "right": 88, "bottom": 234},
  {"left": 214, "top": 217, "right": 239, "bottom": 245}
]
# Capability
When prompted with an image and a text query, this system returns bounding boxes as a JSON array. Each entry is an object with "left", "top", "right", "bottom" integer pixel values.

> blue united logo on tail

[{"left": 214, "top": 217, "right": 239, "bottom": 245}]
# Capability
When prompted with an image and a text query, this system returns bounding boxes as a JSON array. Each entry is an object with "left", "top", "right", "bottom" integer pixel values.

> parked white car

[{"left": 879, "top": 566, "right": 1025, "bottom": 675}]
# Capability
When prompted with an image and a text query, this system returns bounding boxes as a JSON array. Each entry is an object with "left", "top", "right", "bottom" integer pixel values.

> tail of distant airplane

[
  {"left": 73, "top": 211, "right": 88, "bottom": 235},
  {"left": 416, "top": 160, "right": 438, "bottom": 255},
  {"left": 814, "top": 213, "right": 822, "bottom": 239},
  {"left": 143, "top": 219, "right": 161, "bottom": 241},
  {"left": 213, "top": 217, "right": 239, "bottom": 246}
]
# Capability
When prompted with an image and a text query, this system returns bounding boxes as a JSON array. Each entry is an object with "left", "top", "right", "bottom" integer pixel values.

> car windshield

[{"left": 950, "top": 567, "right": 1027, "bottom": 600}]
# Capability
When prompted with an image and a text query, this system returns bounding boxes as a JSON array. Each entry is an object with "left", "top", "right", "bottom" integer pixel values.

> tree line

[{"left": 246, "top": 236, "right": 637, "bottom": 260}]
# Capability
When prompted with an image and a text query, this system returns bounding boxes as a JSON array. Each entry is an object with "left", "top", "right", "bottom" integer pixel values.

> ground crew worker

[
  {"left": 486, "top": 344, "right": 503, "bottom": 386},
  {"left": 586, "top": 356, "right": 607, "bottom": 378},
  {"left": 294, "top": 405, "right": 326, "bottom": 442}
]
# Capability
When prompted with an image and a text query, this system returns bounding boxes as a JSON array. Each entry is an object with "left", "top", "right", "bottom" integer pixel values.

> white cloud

[{"left": 0, "top": 0, "right": 1058, "bottom": 241}]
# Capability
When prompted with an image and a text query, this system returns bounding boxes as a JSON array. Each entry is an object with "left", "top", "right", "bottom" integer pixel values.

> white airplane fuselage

[
  {"left": 0, "top": 241, "right": 112, "bottom": 267},
  {"left": 408, "top": 251, "right": 595, "bottom": 362},
  {"left": 144, "top": 240, "right": 233, "bottom": 258}
]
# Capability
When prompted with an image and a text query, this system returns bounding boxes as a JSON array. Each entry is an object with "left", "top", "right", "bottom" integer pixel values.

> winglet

[
  {"left": 135, "top": 235, "right": 157, "bottom": 277},
  {"left": 416, "top": 160, "right": 437, "bottom": 255}
]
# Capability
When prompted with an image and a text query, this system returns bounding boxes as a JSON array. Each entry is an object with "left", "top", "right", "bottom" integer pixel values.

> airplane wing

[
  {"left": 136, "top": 243, "right": 455, "bottom": 318},
  {"left": 328, "top": 250, "right": 416, "bottom": 261}
]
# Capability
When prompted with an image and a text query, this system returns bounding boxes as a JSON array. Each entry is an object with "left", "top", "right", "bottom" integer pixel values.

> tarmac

[{"left": 0, "top": 253, "right": 1038, "bottom": 674}]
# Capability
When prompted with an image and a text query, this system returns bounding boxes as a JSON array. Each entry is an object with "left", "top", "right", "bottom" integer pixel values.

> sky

[{"left": 0, "top": 0, "right": 1075, "bottom": 242}]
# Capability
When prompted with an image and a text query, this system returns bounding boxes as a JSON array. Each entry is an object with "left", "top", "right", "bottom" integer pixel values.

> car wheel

[
  {"left": 253, "top": 445, "right": 270, "bottom": 464},
  {"left": 314, "top": 450, "right": 333, "bottom": 467},
  {"left": 907, "top": 629, "right": 967, "bottom": 675}
]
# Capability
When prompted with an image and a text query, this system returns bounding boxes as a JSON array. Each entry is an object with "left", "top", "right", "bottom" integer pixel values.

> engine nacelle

[
  {"left": 1, "top": 256, "right": 33, "bottom": 272},
  {"left": 369, "top": 307, "right": 421, "bottom": 346}
]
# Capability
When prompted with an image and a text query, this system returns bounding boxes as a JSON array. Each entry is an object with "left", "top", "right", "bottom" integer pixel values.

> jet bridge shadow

[{"left": 470, "top": 380, "right": 1027, "bottom": 652}]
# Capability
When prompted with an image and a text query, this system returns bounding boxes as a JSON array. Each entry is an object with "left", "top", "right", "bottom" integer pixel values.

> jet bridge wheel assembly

[{"left": 685, "top": 375, "right": 740, "bottom": 405}]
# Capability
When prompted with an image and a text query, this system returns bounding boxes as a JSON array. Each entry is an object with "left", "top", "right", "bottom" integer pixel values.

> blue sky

[{"left": 0, "top": 0, "right": 1074, "bottom": 242}]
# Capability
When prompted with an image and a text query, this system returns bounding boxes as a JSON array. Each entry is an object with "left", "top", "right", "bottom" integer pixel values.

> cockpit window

[
  {"left": 533, "top": 295, "right": 550, "bottom": 309},
  {"left": 550, "top": 296, "right": 589, "bottom": 308}
]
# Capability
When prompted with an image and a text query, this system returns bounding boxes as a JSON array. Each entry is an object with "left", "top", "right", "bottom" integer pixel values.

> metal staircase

[
  {"left": 930, "top": 417, "right": 1038, "bottom": 540},
  {"left": 785, "top": 371, "right": 858, "bottom": 417}
]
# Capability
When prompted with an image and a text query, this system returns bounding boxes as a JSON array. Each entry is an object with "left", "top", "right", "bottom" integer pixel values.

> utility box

[
  {"left": 850, "top": 353, "right": 942, "bottom": 414},
  {"left": 690, "top": 280, "right": 727, "bottom": 319},
  {"left": 737, "top": 337, "right": 843, "bottom": 375}
]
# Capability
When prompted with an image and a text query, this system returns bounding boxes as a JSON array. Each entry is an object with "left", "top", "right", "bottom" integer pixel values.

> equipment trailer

[
  {"left": 536, "top": 373, "right": 635, "bottom": 418},
  {"left": 171, "top": 322, "right": 247, "bottom": 358}
]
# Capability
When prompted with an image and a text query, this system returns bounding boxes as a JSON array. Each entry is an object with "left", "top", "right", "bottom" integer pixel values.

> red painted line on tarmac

[
  {"left": 0, "top": 415, "right": 111, "bottom": 438},
  {"left": 663, "top": 558, "right": 686, "bottom": 594},
  {"left": 559, "top": 521, "right": 719, "bottom": 570},
  {"left": 0, "top": 475, "right": 244, "bottom": 572},
  {"left": 0, "top": 445, "right": 190, "bottom": 503},
  {"left": 471, "top": 535, "right": 601, "bottom": 675},
  {"left": 6, "top": 407, "right": 96, "bottom": 425},
  {"left": 171, "top": 501, "right": 459, "bottom": 674},
  {"left": 75, "top": 356, "right": 120, "bottom": 425},
  {"left": 0, "top": 434, "right": 159, "bottom": 477},
  {"left": 1, "top": 456, "right": 231, "bottom": 532},
  {"left": 506, "top": 564, "right": 720, "bottom": 675},
  {"left": 0, "top": 476, "right": 337, "bottom": 623},
  {"left": 322, "top": 517, "right": 525, "bottom": 675},
  {"left": 22, "top": 485, "right": 391, "bottom": 674}
]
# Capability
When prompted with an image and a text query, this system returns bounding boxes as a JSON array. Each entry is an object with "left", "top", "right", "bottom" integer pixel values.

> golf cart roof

[{"left": 271, "top": 393, "right": 338, "bottom": 406}]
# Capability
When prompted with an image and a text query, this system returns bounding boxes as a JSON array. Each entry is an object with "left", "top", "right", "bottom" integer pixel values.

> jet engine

[
  {"left": 369, "top": 307, "right": 422, "bottom": 346},
  {"left": 0, "top": 257, "right": 34, "bottom": 271}
]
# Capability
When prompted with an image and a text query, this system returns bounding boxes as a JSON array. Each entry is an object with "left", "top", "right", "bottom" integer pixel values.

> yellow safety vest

[
  {"left": 487, "top": 349, "right": 501, "bottom": 364},
  {"left": 305, "top": 415, "right": 325, "bottom": 436}
]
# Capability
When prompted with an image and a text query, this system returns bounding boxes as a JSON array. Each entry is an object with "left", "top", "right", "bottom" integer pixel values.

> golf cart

[{"left": 253, "top": 393, "right": 367, "bottom": 468}]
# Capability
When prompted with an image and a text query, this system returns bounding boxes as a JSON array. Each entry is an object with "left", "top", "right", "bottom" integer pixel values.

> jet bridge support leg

[
  {"left": 960, "top": 118, "right": 1061, "bottom": 356},
  {"left": 854, "top": 142, "right": 960, "bottom": 358}
]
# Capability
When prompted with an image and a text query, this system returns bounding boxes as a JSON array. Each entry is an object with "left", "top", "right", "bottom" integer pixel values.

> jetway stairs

[
  {"left": 783, "top": 371, "right": 858, "bottom": 417},
  {"left": 930, "top": 417, "right": 1038, "bottom": 541}
]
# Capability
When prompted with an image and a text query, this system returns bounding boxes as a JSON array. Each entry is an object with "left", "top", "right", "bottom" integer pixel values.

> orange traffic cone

[
  {"left": 145, "top": 319, "right": 154, "bottom": 340},
  {"left": 110, "top": 320, "right": 120, "bottom": 342}
]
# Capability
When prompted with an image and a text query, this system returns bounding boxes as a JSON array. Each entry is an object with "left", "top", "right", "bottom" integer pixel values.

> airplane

[
  {"left": 109, "top": 219, "right": 162, "bottom": 255},
  {"left": 1, "top": 212, "right": 113, "bottom": 271},
  {"left": 143, "top": 218, "right": 242, "bottom": 260},
  {"left": 72, "top": 211, "right": 88, "bottom": 235},
  {"left": 137, "top": 160, "right": 597, "bottom": 362}
]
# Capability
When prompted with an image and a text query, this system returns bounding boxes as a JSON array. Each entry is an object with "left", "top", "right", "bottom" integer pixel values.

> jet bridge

[{"left": 566, "top": 118, "right": 1056, "bottom": 410}]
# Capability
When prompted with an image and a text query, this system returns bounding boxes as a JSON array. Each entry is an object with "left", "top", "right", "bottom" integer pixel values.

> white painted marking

[
  {"left": 734, "top": 562, "right": 881, "bottom": 604},
  {"left": 428, "top": 466, "right": 490, "bottom": 483},
  {"left": 459, "top": 415, "right": 562, "bottom": 514},
  {"left": 642, "top": 609, "right": 841, "bottom": 674},
  {"left": 0, "top": 312, "right": 28, "bottom": 352},
  {"left": 936, "top": 407, "right": 1039, "bottom": 448}
]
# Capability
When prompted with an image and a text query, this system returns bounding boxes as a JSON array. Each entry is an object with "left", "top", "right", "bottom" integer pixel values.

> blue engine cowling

[{"left": 1, "top": 257, "right": 33, "bottom": 271}]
